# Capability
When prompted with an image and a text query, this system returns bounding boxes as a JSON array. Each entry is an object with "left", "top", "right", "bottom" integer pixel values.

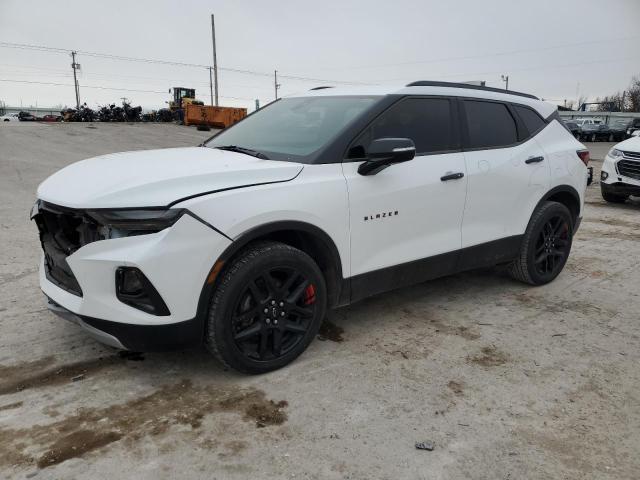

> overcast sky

[{"left": 1, "top": 0, "right": 639, "bottom": 111}]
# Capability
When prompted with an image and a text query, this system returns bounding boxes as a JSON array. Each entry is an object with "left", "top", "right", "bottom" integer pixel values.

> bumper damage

[{"left": 46, "top": 296, "right": 202, "bottom": 352}]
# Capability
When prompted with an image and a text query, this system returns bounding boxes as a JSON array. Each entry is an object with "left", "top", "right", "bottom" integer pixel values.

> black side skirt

[{"left": 348, "top": 235, "right": 523, "bottom": 304}]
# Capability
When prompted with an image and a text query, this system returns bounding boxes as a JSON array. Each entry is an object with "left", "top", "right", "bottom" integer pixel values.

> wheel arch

[
  {"left": 195, "top": 221, "right": 346, "bottom": 328},
  {"left": 537, "top": 185, "right": 581, "bottom": 227}
]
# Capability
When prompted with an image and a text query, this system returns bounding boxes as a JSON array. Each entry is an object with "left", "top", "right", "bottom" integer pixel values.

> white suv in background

[
  {"left": 32, "top": 81, "right": 588, "bottom": 373},
  {"left": 601, "top": 136, "right": 640, "bottom": 203}
]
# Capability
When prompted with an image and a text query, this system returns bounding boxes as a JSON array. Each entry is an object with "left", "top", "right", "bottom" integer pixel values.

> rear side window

[
  {"left": 464, "top": 100, "right": 517, "bottom": 149},
  {"left": 348, "top": 97, "right": 455, "bottom": 157},
  {"left": 514, "top": 105, "right": 546, "bottom": 135}
]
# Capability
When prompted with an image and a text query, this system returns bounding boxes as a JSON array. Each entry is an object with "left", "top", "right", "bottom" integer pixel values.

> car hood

[
  {"left": 37, "top": 147, "right": 303, "bottom": 209},
  {"left": 615, "top": 136, "right": 640, "bottom": 152}
]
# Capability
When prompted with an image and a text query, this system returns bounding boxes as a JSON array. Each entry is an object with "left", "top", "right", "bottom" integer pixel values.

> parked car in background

[
  {"left": 18, "top": 111, "right": 37, "bottom": 121},
  {"left": 607, "top": 120, "right": 629, "bottom": 142},
  {"left": 1, "top": 113, "right": 20, "bottom": 122},
  {"left": 600, "top": 136, "right": 640, "bottom": 203},
  {"left": 41, "top": 114, "right": 62, "bottom": 122},
  {"left": 562, "top": 120, "right": 580, "bottom": 138},
  {"left": 579, "top": 122, "right": 609, "bottom": 142},
  {"left": 32, "top": 81, "right": 588, "bottom": 373},
  {"left": 626, "top": 118, "right": 640, "bottom": 138}
]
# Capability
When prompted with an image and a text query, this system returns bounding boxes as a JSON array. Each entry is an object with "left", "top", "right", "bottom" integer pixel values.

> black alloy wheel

[
  {"left": 509, "top": 201, "right": 574, "bottom": 285},
  {"left": 231, "top": 266, "right": 318, "bottom": 361},
  {"left": 532, "top": 214, "right": 571, "bottom": 280},
  {"left": 205, "top": 241, "right": 326, "bottom": 374}
]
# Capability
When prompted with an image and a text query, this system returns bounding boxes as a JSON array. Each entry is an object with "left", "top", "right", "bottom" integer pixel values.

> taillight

[{"left": 577, "top": 150, "right": 590, "bottom": 166}]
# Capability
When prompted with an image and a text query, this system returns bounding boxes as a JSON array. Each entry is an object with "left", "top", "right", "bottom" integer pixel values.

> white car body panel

[
  {"left": 37, "top": 147, "right": 303, "bottom": 208},
  {"left": 343, "top": 152, "right": 467, "bottom": 276},
  {"left": 461, "top": 137, "right": 550, "bottom": 247},
  {"left": 178, "top": 163, "right": 352, "bottom": 277},
  {"left": 537, "top": 121, "right": 587, "bottom": 215}
]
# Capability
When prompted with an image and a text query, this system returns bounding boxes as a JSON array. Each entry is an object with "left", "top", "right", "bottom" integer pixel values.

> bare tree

[
  {"left": 576, "top": 94, "right": 589, "bottom": 111},
  {"left": 627, "top": 76, "right": 640, "bottom": 112},
  {"left": 596, "top": 92, "right": 624, "bottom": 112}
]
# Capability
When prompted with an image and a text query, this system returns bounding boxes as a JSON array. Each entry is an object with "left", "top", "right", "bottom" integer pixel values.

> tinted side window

[
  {"left": 514, "top": 106, "right": 546, "bottom": 136},
  {"left": 464, "top": 100, "right": 517, "bottom": 149},
  {"left": 349, "top": 97, "right": 455, "bottom": 157}
]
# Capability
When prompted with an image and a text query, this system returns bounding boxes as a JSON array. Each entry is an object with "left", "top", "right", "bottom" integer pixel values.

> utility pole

[
  {"left": 71, "top": 51, "right": 81, "bottom": 109},
  {"left": 274, "top": 70, "right": 281, "bottom": 100},
  {"left": 209, "top": 66, "right": 214, "bottom": 107},
  {"left": 501, "top": 74, "right": 509, "bottom": 91},
  {"left": 210, "top": 14, "right": 219, "bottom": 106}
]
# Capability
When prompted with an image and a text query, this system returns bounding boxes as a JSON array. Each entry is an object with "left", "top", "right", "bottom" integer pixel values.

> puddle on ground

[
  {"left": 317, "top": 320, "right": 344, "bottom": 342},
  {"left": 0, "top": 379, "right": 287, "bottom": 470}
]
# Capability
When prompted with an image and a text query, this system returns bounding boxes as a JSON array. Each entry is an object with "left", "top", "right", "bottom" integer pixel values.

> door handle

[
  {"left": 440, "top": 172, "right": 464, "bottom": 182},
  {"left": 525, "top": 156, "right": 544, "bottom": 164}
]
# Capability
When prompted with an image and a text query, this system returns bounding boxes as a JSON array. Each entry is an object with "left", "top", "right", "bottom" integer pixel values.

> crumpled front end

[{"left": 32, "top": 201, "right": 231, "bottom": 351}]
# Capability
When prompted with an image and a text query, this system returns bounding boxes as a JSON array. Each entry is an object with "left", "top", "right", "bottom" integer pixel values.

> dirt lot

[{"left": 1, "top": 122, "right": 639, "bottom": 480}]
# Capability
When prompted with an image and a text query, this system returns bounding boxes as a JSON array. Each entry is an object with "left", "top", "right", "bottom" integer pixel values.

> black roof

[{"left": 405, "top": 81, "right": 538, "bottom": 100}]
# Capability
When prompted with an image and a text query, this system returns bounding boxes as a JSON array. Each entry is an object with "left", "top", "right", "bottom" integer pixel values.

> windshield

[{"left": 205, "top": 96, "right": 379, "bottom": 162}]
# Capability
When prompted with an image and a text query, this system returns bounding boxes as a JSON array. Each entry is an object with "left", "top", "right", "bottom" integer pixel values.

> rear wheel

[
  {"left": 508, "top": 202, "right": 573, "bottom": 285},
  {"left": 205, "top": 241, "right": 326, "bottom": 374}
]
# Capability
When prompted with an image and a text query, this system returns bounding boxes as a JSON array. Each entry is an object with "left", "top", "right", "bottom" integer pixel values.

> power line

[
  {"left": 0, "top": 41, "right": 367, "bottom": 85},
  {"left": 0, "top": 78, "right": 254, "bottom": 100}
]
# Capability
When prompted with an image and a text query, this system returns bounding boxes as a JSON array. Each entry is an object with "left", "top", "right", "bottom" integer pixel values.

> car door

[
  {"left": 342, "top": 97, "right": 468, "bottom": 300},
  {"left": 459, "top": 99, "right": 550, "bottom": 261}
]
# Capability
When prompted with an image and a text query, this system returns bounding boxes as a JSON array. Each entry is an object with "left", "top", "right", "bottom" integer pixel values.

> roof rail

[
  {"left": 310, "top": 86, "right": 334, "bottom": 91},
  {"left": 405, "top": 81, "right": 538, "bottom": 100}
]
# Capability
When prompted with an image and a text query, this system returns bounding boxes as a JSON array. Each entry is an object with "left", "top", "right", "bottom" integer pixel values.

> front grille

[
  {"left": 617, "top": 158, "right": 640, "bottom": 181},
  {"left": 622, "top": 150, "right": 640, "bottom": 160},
  {"left": 33, "top": 202, "right": 104, "bottom": 296}
]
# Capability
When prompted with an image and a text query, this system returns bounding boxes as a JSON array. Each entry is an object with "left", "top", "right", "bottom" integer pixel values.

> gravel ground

[{"left": 0, "top": 122, "right": 639, "bottom": 480}]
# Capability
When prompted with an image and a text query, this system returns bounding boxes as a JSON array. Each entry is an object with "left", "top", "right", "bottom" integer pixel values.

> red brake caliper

[{"left": 303, "top": 284, "right": 316, "bottom": 305}]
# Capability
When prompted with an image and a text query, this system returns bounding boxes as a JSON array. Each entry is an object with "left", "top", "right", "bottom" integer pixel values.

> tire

[
  {"left": 508, "top": 201, "right": 574, "bottom": 286},
  {"left": 205, "top": 241, "right": 327, "bottom": 374},
  {"left": 601, "top": 185, "right": 628, "bottom": 203}
]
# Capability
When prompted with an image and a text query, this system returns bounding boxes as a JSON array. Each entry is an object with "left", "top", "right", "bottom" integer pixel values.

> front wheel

[
  {"left": 205, "top": 241, "right": 327, "bottom": 374},
  {"left": 601, "top": 184, "right": 628, "bottom": 203},
  {"left": 508, "top": 202, "right": 574, "bottom": 285}
]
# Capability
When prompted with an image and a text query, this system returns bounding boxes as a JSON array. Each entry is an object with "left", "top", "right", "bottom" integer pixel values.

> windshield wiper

[{"left": 214, "top": 145, "right": 269, "bottom": 160}]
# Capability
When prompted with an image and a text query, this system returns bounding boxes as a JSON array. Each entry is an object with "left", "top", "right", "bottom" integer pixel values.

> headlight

[
  {"left": 87, "top": 208, "right": 185, "bottom": 237},
  {"left": 608, "top": 148, "right": 623, "bottom": 159}
]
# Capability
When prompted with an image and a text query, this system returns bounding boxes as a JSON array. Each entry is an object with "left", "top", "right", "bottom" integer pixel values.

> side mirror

[{"left": 357, "top": 138, "right": 416, "bottom": 176}]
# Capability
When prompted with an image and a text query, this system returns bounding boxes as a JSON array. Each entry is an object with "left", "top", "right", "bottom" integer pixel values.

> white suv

[
  {"left": 33, "top": 81, "right": 588, "bottom": 373},
  {"left": 600, "top": 136, "right": 640, "bottom": 202}
]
